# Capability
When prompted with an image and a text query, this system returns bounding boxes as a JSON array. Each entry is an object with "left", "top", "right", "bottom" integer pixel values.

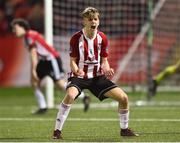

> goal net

[{"left": 52, "top": 0, "right": 180, "bottom": 89}]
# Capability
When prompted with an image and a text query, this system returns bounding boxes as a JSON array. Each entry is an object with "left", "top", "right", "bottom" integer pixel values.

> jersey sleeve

[
  {"left": 69, "top": 34, "right": 79, "bottom": 57},
  {"left": 99, "top": 32, "right": 108, "bottom": 57}
]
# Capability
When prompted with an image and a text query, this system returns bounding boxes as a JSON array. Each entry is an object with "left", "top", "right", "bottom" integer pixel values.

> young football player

[{"left": 53, "top": 7, "right": 138, "bottom": 139}]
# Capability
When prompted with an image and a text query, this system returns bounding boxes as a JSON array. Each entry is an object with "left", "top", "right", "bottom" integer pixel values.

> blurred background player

[
  {"left": 53, "top": 7, "right": 138, "bottom": 139},
  {"left": 11, "top": 18, "right": 90, "bottom": 114},
  {"left": 149, "top": 59, "right": 180, "bottom": 97}
]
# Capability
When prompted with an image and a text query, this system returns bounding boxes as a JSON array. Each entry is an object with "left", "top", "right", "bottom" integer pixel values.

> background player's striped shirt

[{"left": 24, "top": 30, "right": 59, "bottom": 60}]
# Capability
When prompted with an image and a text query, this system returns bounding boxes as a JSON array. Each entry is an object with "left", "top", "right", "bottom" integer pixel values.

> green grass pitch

[{"left": 0, "top": 87, "right": 180, "bottom": 142}]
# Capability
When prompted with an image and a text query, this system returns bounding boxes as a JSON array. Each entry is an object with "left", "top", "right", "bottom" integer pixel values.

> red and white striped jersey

[
  {"left": 69, "top": 29, "right": 108, "bottom": 79},
  {"left": 24, "top": 30, "right": 59, "bottom": 60}
]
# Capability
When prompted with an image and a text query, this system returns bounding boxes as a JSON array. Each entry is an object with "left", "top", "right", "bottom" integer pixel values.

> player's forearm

[
  {"left": 101, "top": 57, "right": 110, "bottom": 70},
  {"left": 101, "top": 57, "right": 114, "bottom": 77},
  {"left": 31, "top": 60, "right": 38, "bottom": 72},
  {"left": 29, "top": 48, "right": 39, "bottom": 83},
  {"left": 70, "top": 57, "right": 85, "bottom": 76},
  {"left": 70, "top": 57, "right": 79, "bottom": 74},
  {"left": 30, "top": 47, "right": 38, "bottom": 71}
]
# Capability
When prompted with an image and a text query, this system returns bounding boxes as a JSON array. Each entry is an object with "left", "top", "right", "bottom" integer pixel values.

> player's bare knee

[
  {"left": 63, "top": 92, "right": 77, "bottom": 104},
  {"left": 119, "top": 95, "right": 128, "bottom": 106},
  {"left": 67, "top": 92, "right": 76, "bottom": 101},
  {"left": 66, "top": 88, "right": 78, "bottom": 101}
]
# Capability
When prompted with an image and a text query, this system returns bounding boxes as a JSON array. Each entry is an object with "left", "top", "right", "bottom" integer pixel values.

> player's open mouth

[{"left": 91, "top": 26, "right": 96, "bottom": 29}]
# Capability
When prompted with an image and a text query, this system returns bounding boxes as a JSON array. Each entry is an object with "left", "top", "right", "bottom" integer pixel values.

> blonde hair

[{"left": 81, "top": 7, "right": 100, "bottom": 18}]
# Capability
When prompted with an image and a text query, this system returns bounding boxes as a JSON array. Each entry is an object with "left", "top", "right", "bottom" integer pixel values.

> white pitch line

[
  {"left": 0, "top": 118, "right": 180, "bottom": 122},
  {"left": 1, "top": 100, "right": 180, "bottom": 111},
  {"left": 0, "top": 101, "right": 180, "bottom": 112}
]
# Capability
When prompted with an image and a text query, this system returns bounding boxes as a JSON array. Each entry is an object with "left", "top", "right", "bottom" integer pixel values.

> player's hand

[
  {"left": 76, "top": 69, "right": 85, "bottom": 77},
  {"left": 103, "top": 68, "right": 114, "bottom": 78},
  {"left": 31, "top": 77, "right": 40, "bottom": 87}
]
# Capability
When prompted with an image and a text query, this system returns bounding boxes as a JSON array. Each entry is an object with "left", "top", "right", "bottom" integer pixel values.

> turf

[{"left": 0, "top": 87, "right": 180, "bottom": 142}]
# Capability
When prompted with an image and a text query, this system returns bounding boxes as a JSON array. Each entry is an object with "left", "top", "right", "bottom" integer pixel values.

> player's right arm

[
  {"left": 70, "top": 57, "right": 84, "bottom": 77},
  {"left": 69, "top": 32, "right": 84, "bottom": 77}
]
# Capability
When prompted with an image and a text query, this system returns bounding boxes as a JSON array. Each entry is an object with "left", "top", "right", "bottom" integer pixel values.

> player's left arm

[
  {"left": 29, "top": 46, "right": 39, "bottom": 86},
  {"left": 100, "top": 32, "right": 114, "bottom": 77},
  {"left": 101, "top": 57, "right": 114, "bottom": 77}
]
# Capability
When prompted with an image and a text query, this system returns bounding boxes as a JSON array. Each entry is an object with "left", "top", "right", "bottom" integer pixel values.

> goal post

[{"left": 43, "top": 0, "right": 55, "bottom": 109}]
